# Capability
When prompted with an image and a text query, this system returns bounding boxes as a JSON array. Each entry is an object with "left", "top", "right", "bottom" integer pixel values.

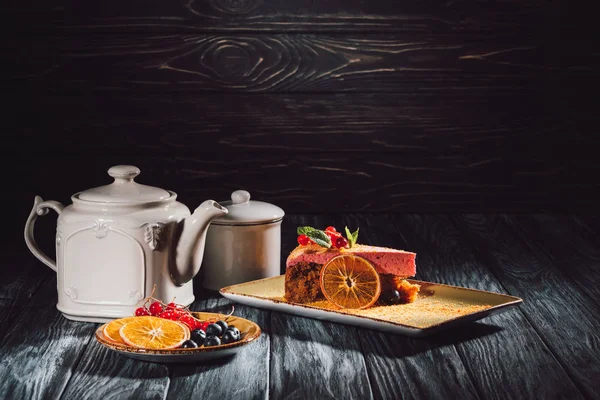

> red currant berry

[
  {"left": 199, "top": 321, "right": 210, "bottom": 331},
  {"left": 149, "top": 301, "right": 163, "bottom": 316},
  {"left": 325, "top": 226, "right": 337, "bottom": 233},
  {"left": 297, "top": 234, "right": 310, "bottom": 246},
  {"left": 135, "top": 307, "right": 150, "bottom": 316},
  {"left": 326, "top": 232, "right": 336, "bottom": 244},
  {"left": 171, "top": 313, "right": 183, "bottom": 321},
  {"left": 159, "top": 310, "right": 177, "bottom": 320},
  {"left": 179, "top": 314, "right": 197, "bottom": 330},
  {"left": 326, "top": 230, "right": 341, "bottom": 240},
  {"left": 326, "top": 230, "right": 341, "bottom": 245},
  {"left": 188, "top": 318, "right": 201, "bottom": 330},
  {"left": 335, "top": 236, "right": 349, "bottom": 248}
]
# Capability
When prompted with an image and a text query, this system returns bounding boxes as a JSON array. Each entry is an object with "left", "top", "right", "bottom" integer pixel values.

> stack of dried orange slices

[{"left": 103, "top": 316, "right": 190, "bottom": 349}]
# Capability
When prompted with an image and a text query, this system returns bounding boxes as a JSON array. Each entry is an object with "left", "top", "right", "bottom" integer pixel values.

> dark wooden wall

[{"left": 5, "top": 1, "right": 600, "bottom": 248}]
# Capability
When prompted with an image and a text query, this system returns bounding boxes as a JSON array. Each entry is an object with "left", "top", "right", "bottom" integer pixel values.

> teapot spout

[{"left": 171, "top": 200, "right": 227, "bottom": 286}]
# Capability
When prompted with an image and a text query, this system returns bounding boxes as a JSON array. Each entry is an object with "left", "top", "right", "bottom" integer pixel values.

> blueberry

[
  {"left": 180, "top": 340, "right": 198, "bottom": 348},
  {"left": 383, "top": 290, "right": 401, "bottom": 304},
  {"left": 215, "top": 320, "right": 228, "bottom": 332},
  {"left": 205, "top": 335, "right": 221, "bottom": 347},
  {"left": 222, "top": 330, "right": 239, "bottom": 344},
  {"left": 226, "top": 327, "right": 240, "bottom": 339},
  {"left": 206, "top": 323, "right": 223, "bottom": 336},
  {"left": 190, "top": 329, "right": 206, "bottom": 345}
]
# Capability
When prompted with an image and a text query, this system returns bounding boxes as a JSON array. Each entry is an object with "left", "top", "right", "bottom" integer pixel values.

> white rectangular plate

[{"left": 220, "top": 275, "right": 523, "bottom": 337}]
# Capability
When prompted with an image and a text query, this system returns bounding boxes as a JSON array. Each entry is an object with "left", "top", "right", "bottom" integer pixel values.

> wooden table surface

[{"left": 1, "top": 213, "right": 599, "bottom": 399}]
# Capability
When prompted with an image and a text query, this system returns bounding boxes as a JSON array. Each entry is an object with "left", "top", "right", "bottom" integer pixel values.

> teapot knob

[
  {"left": 231, "top": 190, "right": 251, "bottom": 204},
  {"left": 108, "top": 165, "right": 141, "bottom": 183}
]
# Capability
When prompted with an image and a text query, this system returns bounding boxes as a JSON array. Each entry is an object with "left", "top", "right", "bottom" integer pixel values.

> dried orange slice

[
  {"left": 103, "top": 317, "right": 138, "bottom": 344},
  {"left": 319, "top": 254, "right": 381, "bottom": 309},
  {"left": 119, "top": 316, "right": 190, "bottom": 350}
]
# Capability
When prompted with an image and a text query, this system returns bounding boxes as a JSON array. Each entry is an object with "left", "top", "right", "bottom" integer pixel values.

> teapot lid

[
  {"left": 212, "top": 190, "right": 284, "bottom": 225},
  {"left": 77, "top": 165, "right": 171, "bottom": 203}
]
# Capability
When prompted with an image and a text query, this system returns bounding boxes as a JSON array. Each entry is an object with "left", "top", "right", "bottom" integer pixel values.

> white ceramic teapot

[{"left": 24, "top": 165, "right": 228, "bottom": 323}]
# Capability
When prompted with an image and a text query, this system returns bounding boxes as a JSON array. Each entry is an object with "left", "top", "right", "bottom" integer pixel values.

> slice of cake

[{"left": 284, "top": 225, "right": 420, "bottom": 307}]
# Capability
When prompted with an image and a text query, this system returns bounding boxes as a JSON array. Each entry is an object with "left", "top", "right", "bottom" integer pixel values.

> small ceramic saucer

[{"left": 95, "top": 312, "right": 261, "bottom": 363}]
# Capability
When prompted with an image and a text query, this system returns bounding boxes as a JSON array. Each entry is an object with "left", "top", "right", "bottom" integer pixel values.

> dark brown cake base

[{"left": 284, "top": 261, "right": 325, "bottom": 303}]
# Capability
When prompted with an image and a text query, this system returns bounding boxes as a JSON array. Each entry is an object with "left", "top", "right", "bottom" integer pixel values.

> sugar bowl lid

[
  {"left": 77, "top": 165, "right": 171, "bottom": 203},
  {"left": 212, "top": 190, "right": 284, "bottom": 225}
]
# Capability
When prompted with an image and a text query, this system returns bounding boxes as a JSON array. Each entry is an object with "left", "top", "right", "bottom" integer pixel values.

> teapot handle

[{"left": 24, "top": 196, "right": 65, "bottom": 272}]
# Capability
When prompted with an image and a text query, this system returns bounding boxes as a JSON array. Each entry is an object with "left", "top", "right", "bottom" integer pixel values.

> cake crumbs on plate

[{"left": 308, "top": 297, "right": 492, "bottom": 329}]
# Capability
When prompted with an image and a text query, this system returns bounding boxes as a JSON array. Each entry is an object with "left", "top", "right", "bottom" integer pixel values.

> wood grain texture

[
  {"left": 451, "top": 214, "right": 600, "bottom": 398},
  {"left": 383, "top": 213, "right": 585, "bottom": 400},
  {"left": 1, "top": 213, "right": 599, "bottom": 399},
  {"left": 269, "top": 315, "right": 372, "bottom": 399},
  {"left": 5, "top": 31, "right": 598, "bottom": 216},
  {"left": 0, "top": 258, "right": 51, "bottom": 341},
  {"left": 270, "top": 214, "right": 373, "bottom": 399},
  {"left": 567, "top": 215, "right": 600, "bottom": 245},
  {"left": 357, "top": 332, "right": 479, "bottom": 400},
  {"left": 6, "top": 89, "right": 599, "bottom": 230},
  {"left": 5, "top": 0, "right": 566, "bottom": 33},
  {"left": 167, "top": 295, "right": 270, "bottom": 399},
  {"left": 502, "top": 214, "right": 600, "bottom": 308},
  {"left": 340, "top": 214, "right": 481, "bottom": 400},
  {"left": 0, "top": 277, "right": 97, "bottom": 399},
  {"left": 10, "top": 150, "right": 599, "bottom": 227},
  {"left": 9, "top": 93, "right": 595, "bottom": 155},
  {"left": 58, "top": 341, "right": 170, "bottom": 400},
  {"left": 8, "top": 33, "right": 598, "bottom": 93}
]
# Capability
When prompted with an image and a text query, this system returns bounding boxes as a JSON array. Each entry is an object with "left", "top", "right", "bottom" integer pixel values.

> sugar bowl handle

[{"left": 24, "top": 196, "right": 65, "bottom": 272}]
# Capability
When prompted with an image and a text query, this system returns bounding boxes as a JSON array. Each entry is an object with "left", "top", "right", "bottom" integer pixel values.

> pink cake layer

[{"left": 286, "top": 244, "right": 416, "bottom": 277}]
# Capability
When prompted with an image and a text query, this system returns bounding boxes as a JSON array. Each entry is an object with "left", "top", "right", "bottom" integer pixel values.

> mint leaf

[
  {"left": 351, "top": 227, "right": 359, "bottom": 244},
  {"left": 344, "top": 226, "right": 353, "bottom": 246},
  {"left": 306, "top": 229, "right": 331, "bottom": 248},
  {"left": 345, "top": 226, "right": 359, "bottom": 248},
  {"left": 297, "top": 226, "right": 332, "bottom": 248},
  {"left": 297, "top": 226, "right": 317, "bottom": 236}
]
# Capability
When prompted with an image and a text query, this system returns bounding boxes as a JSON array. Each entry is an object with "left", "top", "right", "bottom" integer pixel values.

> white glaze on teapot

[{"left": 24, "top": 165, "right": 227, "bottom": 323}]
